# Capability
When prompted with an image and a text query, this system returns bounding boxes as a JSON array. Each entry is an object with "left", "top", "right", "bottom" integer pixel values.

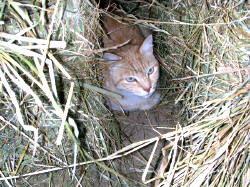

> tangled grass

[{"left": 0, "top": 0, "right": 249, "bottom": 186}]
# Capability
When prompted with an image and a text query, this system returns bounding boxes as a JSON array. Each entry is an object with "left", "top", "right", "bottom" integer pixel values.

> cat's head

[{"left": 103, "top": 35, "right": 159, "bottom": 97}]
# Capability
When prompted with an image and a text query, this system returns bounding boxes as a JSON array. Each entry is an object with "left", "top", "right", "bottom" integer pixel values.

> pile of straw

[
  {"left": 142, "top": 1, "right": 249, "bottom": 186},
  {"left": 0, "top": 0, "right": 249, "bottom": 186}
]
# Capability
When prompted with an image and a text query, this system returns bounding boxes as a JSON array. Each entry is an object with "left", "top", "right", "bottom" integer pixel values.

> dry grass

[
  {"left": 0, "top": 0, "right": 249, "bottom": 186},
  {"left": 0, "top": 0, "right": 122, "bottom": 186}
]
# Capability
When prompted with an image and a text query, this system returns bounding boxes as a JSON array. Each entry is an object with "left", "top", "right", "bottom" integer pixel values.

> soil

[{"left": 109, "top": 96, "right": 181, "bottom": 187}]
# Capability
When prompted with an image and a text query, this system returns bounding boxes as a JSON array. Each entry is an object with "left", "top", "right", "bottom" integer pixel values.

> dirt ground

[{"left": 109, "top": 96, "right": 181, "bottom": 186}]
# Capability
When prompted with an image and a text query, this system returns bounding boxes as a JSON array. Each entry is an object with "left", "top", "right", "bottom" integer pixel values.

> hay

[
  {"left": 138, "top": 1, "right": 249, "bottom": 186},
  {"left": 0, "top": 0, "right": 249, "bottom": 186},
  {"left": 0, "top": 0, "right": 123, "bottom": 186}
]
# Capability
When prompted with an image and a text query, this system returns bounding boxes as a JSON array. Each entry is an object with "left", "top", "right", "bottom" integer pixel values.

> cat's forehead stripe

[{"left": 127, "top": 53, "right": 152, "bottom": 72}]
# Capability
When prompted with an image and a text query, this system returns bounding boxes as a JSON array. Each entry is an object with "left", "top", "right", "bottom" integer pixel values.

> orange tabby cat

[{"left": 102, "top": 13, "right": 160, "bottom": 111}]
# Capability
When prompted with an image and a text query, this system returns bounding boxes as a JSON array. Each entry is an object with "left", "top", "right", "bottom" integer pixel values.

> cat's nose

[{"left": 143, "top": 87, "right": 151, "bottom": 93}]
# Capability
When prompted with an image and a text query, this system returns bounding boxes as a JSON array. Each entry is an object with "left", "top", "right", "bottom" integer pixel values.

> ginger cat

[{"left": 102, "top": 14, "right": 160, "bottom": 111}]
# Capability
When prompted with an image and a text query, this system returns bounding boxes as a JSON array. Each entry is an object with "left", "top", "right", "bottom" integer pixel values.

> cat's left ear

[
  {"left": 103, "top": 53, "right": 121, "bottom": 63},
  {"left": 140, "top": 35, "right": 153, "bottom": 56}
]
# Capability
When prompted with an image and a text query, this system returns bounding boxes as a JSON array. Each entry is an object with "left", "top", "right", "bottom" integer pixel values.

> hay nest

[{"left": 0, "top": 0, "right": 249, "bottom": 186}]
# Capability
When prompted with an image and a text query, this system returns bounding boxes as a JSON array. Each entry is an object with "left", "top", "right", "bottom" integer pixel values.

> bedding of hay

[{"left": 0, "top": 0, "right": 249, "bottom": 186}]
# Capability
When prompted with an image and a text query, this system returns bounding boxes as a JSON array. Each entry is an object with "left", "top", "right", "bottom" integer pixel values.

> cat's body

[{"left": 102, "top": 14, "right": 160, "bottom": 111}]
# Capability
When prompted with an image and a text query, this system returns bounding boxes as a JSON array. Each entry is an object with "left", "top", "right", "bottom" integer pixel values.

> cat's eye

[
  {"left": 147, "top": 67, "right": 154, "bottom": 75},
  {"left": 126, "top": 77, "right": 136, "bottom": 82}
]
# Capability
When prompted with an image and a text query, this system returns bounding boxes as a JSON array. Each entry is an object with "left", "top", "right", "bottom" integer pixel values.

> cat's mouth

[
  {"left": 141, "top": 89, "right": 155, "bottom": 98},
  {"left": 121, "top": 87, "right": 156, "bottom": 98},
  {"left": 143, "top": 93, "right": 153, "bottom": 98}
]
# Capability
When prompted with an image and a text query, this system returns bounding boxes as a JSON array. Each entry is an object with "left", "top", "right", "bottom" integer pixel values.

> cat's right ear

[
  {"left": 140, "top": 35, "right": 153, "bottom": 56},
  {"left": 103, "top": 53, "right": 121, "bottom": 63}
]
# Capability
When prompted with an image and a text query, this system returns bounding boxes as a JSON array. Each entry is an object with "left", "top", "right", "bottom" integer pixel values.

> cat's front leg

[
  {"left": 106, "top": 98, "right": 123, "bottom": 111},
  {"left": 151, "top": 91, "right": 161, "bottom": 106}
]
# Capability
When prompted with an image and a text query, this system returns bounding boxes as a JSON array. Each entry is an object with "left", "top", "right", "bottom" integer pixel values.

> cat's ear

[
  {"left": 103, "top": 53, "right": 121, "bottom": 63},
  {"left": 140, "top": 35, "right": 153, "bottom": 56}
]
